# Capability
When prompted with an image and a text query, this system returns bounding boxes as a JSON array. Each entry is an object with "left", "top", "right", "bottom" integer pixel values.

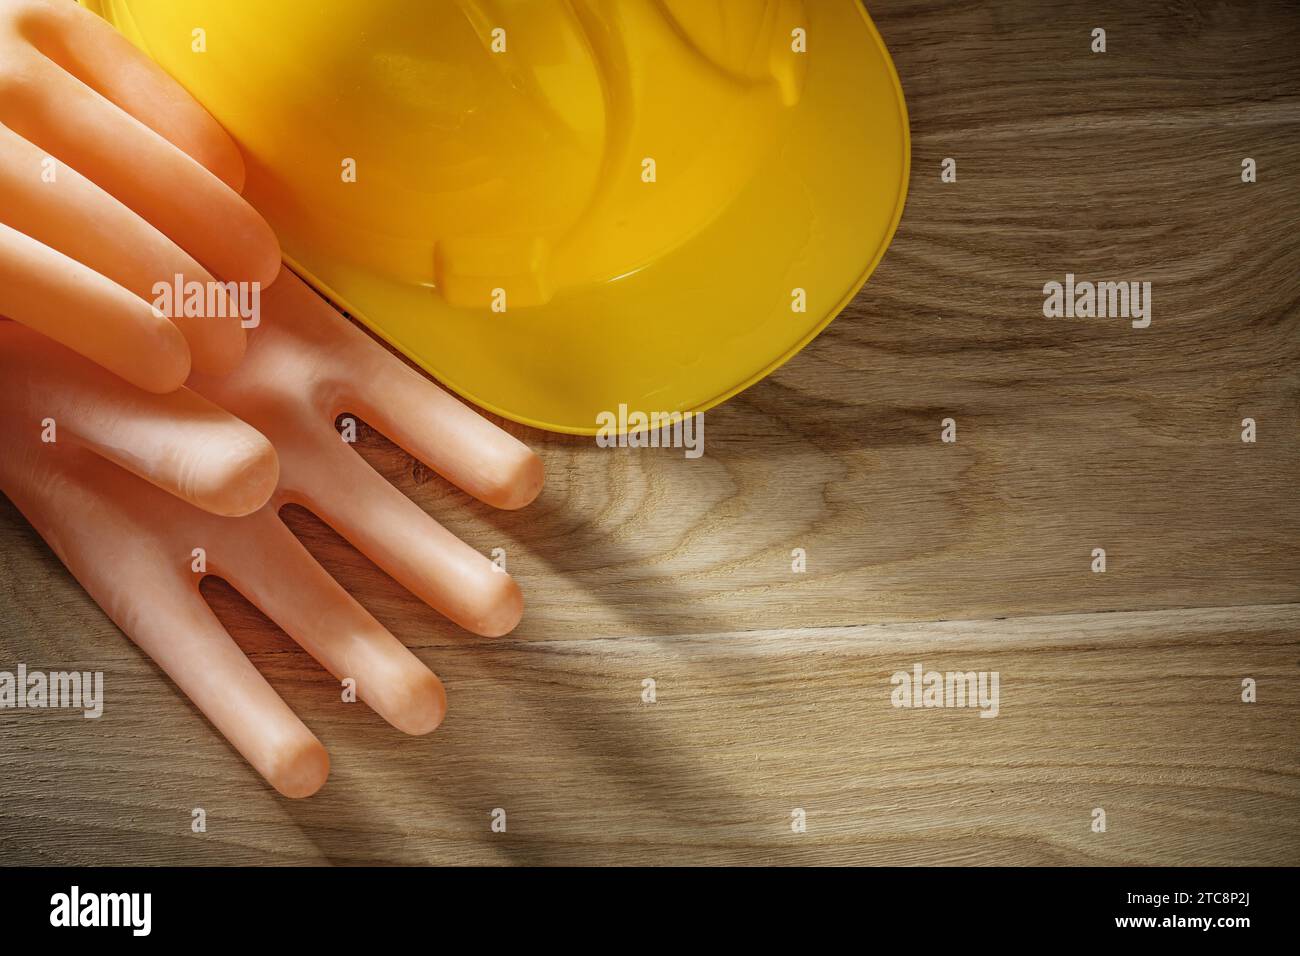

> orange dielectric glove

[
  {"left": 0, "top": 0, "right": 279, "bottom": 390},
  {"left": 0, "top": 272, "right": 543, "bottom": 797}
]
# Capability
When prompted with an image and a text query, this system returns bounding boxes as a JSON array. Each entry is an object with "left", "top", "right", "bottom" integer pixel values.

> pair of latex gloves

[{"left": 0, "top": 0, "right": 543, "bottom": 796}]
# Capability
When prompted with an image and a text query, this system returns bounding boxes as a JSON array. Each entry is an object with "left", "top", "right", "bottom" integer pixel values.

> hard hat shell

[{"left": 87, "top": 0, "right": 909, "bottom": 435}]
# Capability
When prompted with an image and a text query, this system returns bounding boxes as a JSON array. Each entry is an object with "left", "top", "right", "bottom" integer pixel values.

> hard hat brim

[
  {"left": 96, "top": 0, "right": 909, "bottom": 436},
  {"left": 284, "top": 3, "right": 909, "bottom": 435}
]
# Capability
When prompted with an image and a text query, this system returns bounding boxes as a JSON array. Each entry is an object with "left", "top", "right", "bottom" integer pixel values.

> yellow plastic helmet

[{"left": 87, "top": 0, "right": 909, "bottom": 434}]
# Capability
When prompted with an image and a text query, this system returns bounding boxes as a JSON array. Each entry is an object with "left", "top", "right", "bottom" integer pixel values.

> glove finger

[
  {"left": 340, "top": 348, "right": 544, "bottom": 510},
  {"left": 0, "top": 222, "right": 190, "bottom": 392},
  {"left": 0, "top": 53, "right": 279, "bottom": 287},
  {"left": 342, "top": 353, "right": 545, "bottom": 511},
  {"left": 134, "top": 580, "right": 330, "bottom": 800},
  {"left": 213, "top": 507, "right": 447, "bottom": 736},
  {"left": 0, "top": 124, "right": 246, "bottom": 376},
  {"left": 0, "top": 438, "right": 328, "bottom": 798},
  {"left": 269, "top": 272, "right": 544, "bottom": 510},
  {"left": 278, "top": 430, "right": 524, "bottom": 638},
  {"left": 18, "top": 0, "right": 246, "bottom": 189},
  {"left": 0, "top": 322, "right": 277, "bottom": 516}
]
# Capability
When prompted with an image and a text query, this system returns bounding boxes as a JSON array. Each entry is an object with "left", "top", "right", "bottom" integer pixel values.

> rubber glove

[
  {"left": 0, "top": 0, "right": 280, "bottom": 390},
  {"left": 0, "top": 275, "right": 543, "bottom": 797},
  {"left": 0, "top": 318, "right": 280, "bottom": 516}
]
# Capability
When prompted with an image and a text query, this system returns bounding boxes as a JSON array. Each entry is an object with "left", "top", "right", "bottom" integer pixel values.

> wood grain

[
  {"left": 1, "top": 601, "right": 1295, "bottom": 865},
  {"left": 1, "top": 0, "right": 1298, "bottom": 865}
]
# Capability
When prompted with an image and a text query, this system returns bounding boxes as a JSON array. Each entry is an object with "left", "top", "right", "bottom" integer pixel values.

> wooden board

[{"left": 1, "top": 0, "right": 1298, "bottom": 865}]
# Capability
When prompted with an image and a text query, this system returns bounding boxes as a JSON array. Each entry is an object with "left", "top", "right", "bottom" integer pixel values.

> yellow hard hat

[{"left": 88, "top": 0, "right": 909, "bottom": 434}]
